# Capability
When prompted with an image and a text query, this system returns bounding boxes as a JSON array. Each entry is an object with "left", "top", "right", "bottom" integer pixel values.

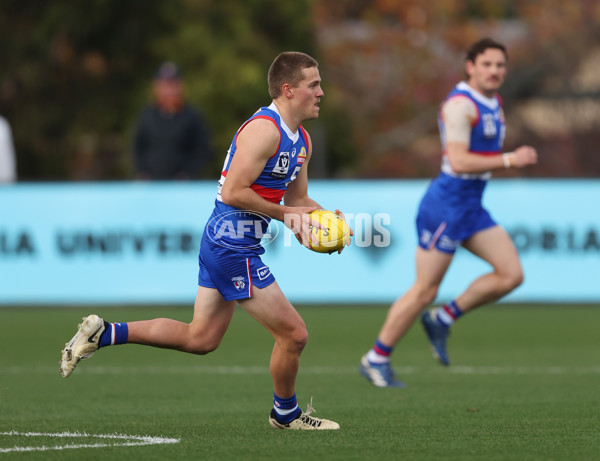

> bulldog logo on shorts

[{"left": 231, "top": 276, "right": 246, "bottom": 291}]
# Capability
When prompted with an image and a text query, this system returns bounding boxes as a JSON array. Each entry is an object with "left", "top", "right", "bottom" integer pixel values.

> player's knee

[
  {"left": 187, "top": 339, "right": 221, "bottom": 355},
  {"left": 280, "top": 325, "right": 308, "bottom": 354},
  {"left": 500, "top": 269, "right": 523, "bottom": 294},
  {"left": 291, "top": 327, "right": 308, "bottom": 353},
  {"left": 185, "top": 328, "right": 223, "bottom": 355},
  {"left": 509, "top": 270, "right": 524, "bottom": 291}
]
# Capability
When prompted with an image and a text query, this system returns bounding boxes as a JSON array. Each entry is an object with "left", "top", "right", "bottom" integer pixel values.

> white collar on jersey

[
  {"left": 268, "top": 102, "right": 299, "bottom": 142},
  {"left": 456, "top": 81, "right": 499, "bottom": 110}
]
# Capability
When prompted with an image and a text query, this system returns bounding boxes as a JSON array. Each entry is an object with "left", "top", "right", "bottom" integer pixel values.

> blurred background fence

[{"left": 2, "top": 180, "right": 599, "bottom": 305}]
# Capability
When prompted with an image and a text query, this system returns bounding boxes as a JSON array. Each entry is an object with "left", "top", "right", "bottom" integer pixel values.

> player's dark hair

[
  {"left": 268, "top": 52, "right": 318, "bottom": 99},
  {"left": 466, "top": 38, "right": 507, "bottom": 63}
]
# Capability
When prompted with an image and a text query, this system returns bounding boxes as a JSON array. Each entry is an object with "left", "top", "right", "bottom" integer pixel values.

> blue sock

[
  {"left": 273, "top": 393, "right": 301, "bottom": 423},
  {"left": 373, "top": 338, "right": 393, "bottom": 356},
  {"left": 98, "top": 322, "right": 129, "bottom": 348},
  {"left": 445, "top": 300, "right": 463, "bottom": 319}
]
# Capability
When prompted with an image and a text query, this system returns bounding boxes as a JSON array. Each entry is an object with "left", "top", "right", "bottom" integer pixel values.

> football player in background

[
  {"left": 60, "top": 51, "right": 350, "bottom": 429},
  {"left": 360, "top": 38, "right": 538, "bottom": 387}
]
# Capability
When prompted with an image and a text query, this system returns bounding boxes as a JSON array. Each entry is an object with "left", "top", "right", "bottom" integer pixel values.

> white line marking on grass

[
  {"left": 0, "top": 431, "right": 179, "bottom": 454},
  {"left": 4, "top": 365, "right": 600, "bottom": 375}
]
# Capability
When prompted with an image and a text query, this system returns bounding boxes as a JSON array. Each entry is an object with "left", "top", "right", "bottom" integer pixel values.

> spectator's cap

[{"left": 155, "top": 61, "right": 182, "bottom": 81}]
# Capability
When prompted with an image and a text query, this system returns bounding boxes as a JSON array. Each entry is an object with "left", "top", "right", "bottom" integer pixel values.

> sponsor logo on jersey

[{"left": 297, "top": 147, "right": 307, "bottom": 164}]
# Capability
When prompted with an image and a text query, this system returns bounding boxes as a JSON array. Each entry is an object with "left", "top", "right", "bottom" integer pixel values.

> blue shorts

[
  {"left": 416, "top": 174, "right": 497, "bottom": 254},
  {"left": 197, "top": 233, "right": 276, "bottom": 301}
]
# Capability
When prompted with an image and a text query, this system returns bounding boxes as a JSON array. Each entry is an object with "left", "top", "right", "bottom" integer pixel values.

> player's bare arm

[
  {"left": 220, "top": 118, "right": 313, "bottom": 221},
  {"left": 444, "top": 97, "right": 538, "bottom": 173}
]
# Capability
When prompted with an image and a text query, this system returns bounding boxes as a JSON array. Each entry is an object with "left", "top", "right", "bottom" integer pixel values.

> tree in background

[
  {"left": 0, "top": 0, "right": 335, "bottom": 180},
  {"left": 1, "top": 1, "right": 176, "bottom": 179}
]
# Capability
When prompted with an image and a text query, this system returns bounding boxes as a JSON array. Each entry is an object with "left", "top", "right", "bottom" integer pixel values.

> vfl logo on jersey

[
  {"left": 232, "top": 276, "right": 246, "bottom": 291},
  {"left": 270, "top": 152, "right": 290, "bottom": 179},
  {"left": 256, "top": 266, "right": 271, "bottom": 281}
]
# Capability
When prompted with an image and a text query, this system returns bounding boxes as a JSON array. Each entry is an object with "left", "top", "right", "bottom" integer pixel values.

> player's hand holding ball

[{"left": 307, "top": 209, "right": 352, "bottom": 254}]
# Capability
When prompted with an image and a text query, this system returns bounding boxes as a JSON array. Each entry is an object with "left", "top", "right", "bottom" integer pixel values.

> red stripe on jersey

[
  {"left": 299, "top": 125, "right": 309, "bottom": 146},
  {"left": 234, "top": 115, "right": 281, "bottom": 158},
  {"left": 250, "top": 184, "right": 285, "bottom": 203},
  {"left": 471, "top": 150, "right": 501, "bottom": 155}
]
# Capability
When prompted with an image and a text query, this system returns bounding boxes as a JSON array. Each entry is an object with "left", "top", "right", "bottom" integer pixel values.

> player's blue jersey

[
  {"left": 416, "top": 82, "right": 505, "bottom": 253},
  {"left": 438, "top": 81, "right": 505, "bottom": 181},
  {"left": 206, "top": 102, "right": 308, "bottom": 249}
]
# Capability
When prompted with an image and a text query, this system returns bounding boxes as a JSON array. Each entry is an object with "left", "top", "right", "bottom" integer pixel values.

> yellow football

[{"left": 307, "top": 210, "right": 351, "bottom": 254}]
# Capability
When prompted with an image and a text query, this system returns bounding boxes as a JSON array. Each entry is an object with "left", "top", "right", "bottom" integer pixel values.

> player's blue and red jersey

[
  {"left": 205, "top": 102, "right": 308, "bottom": 249},
  {"left": 416, "top": 82, "right": 505, "bottom": 253},
  {"left": 438, "top": 81, "right": 505, "bottom": 182}
]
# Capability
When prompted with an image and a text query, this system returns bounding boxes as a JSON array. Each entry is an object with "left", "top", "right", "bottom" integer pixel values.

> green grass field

[{"left": 1, "top": 304, "right": 599, "bottom": 460}]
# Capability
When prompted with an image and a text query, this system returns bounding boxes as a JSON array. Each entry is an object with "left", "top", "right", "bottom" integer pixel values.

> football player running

[
  {"left": 60, "top": 52, "right": 351, "bottom": 429},
  {"left": 360, "top": 38, "right": 537, "bottom": 387}
]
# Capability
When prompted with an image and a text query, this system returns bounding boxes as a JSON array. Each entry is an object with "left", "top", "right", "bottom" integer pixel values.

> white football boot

[
  {"left": 268, "top": 398, "right": 340, "bottom": 430},
  {"left": 59, "top": 314, "right": 105, "bottom": 378}
]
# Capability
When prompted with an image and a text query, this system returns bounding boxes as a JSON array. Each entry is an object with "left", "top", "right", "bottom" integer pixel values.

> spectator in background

[
  {"left": 133, "top": 61, "right": 211, "bottom": 180},
  {"left": 0, "top": 115, "right": 17, "bottom": 183}
]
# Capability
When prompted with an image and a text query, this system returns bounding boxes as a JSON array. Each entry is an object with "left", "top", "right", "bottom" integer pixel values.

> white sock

[
  {"left": 436, "top": 307, "right": 454, "bottom": 326},
  {"left": 367, "top": 349, "right": 390, "bottom": 364}
]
